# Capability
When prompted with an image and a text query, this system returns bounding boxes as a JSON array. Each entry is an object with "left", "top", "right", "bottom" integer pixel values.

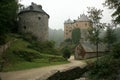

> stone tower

[{"left": 18, "top": 2, "right": 50, "bottom": 41}]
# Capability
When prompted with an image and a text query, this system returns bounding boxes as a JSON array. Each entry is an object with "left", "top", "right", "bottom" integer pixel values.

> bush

[
  {"left": 88, "top": 55, "right": 116, "bottom": 80},
  {"left": 20, "top": 33, "right": 37, "bottom": 42},
  {"left": 0, "top": 34, "right": 7, "bottom": 45},
  {"left": 29, "top": 41, "right": 58, "bottom": 55},
  {"left": 13, "top": 50, "right": 41, "bottom": 62},
  {"left": 62, "top": 47, "right": 71, "bottom": 60},
  {"left": 112, "top": 42, "right": 120, "bottom": 58}
]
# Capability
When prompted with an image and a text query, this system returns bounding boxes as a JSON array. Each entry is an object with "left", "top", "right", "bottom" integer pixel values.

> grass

[
  {"left": 2, "top": 34, "right": 69, "bottom": 72},
  {"left": 3, "top": 60, "right": 69, "bottom": 72},
  {"left": 82, "top": 56, "right": 104, "bottom": 64}
]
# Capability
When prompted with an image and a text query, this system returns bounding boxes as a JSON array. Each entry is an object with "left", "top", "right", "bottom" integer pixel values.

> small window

[
  {"left": 30, "top": 6, "right": 33, "bottom": 10},
  {"left": 38, "top": 17, "right": 41, "bottom": 20},
  {"left": 85, "top": 23, "right": 87, "bottom": 26},
  {"left": 23, "top": 26, "right": 26, "bottom": 29},
  {"left": 76, "top": 24, "right": 78, "bottom": 26}
]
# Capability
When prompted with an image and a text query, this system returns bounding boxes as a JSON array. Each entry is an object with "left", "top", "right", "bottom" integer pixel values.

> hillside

[{"left": 0, "top": 34, "right": 68, "bottom": 71}]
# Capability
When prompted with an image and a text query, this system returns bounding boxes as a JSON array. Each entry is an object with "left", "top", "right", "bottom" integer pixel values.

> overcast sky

[{"left": 20, "top": 0, "right": 113, "bottom": 30}]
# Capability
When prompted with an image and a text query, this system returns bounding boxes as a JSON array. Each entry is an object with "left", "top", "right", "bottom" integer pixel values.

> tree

[
  {"left": 0, "top": 0, "right": 18, "bottom": 44},
  {"left": 72, "top": 28, "right": 81, "bottom": 44},
  {"left": 62, "top": 47, "right": 71, "bottom": 60},
  {"left": 103, "top": 24, "right": 116, "bottom": 51},
  {"left": 104, "top": 0, "right": 120, "bottom": 24},
  {"left": 87, "top": 7, "right": 103, "bottom": 61}
]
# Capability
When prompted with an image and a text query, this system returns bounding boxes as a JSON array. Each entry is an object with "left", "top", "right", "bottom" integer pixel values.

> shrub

[
  {"left": 20, "top": 32, "right": 37, "bottom": 42},
  {"left": 29, "top": 41, "right": 58, "bottom": 55},
  {"left": 112, "top": 42, "right": 120, "bottom": 59},
  {"left": 13, "top": 50, "right": 41, "bottom": 62},
  {"left": 62, "top": 47, "right": 71, "bottom": 60},
  {"left": 0, "top": 34, "right": 8, "bottom": 45},
  {"left": 88, "top": 56, "right": 116, "bottom": 80}
]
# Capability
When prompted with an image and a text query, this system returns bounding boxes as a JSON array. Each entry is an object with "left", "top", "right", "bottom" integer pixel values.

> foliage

[
  {"left": 65, "top": 38, "right": 72, "bottom": 43},
  {"left": 62, "top": 47, "right": 71, "bottom": 60},
  {"left": 3, "top": 56, "right": 68, "bottom": 72},
  {"left": 88, "top": 42, "right": 120, "bottom": 80},
  {"left": 87, "top": 7, "right": 103, "bottom": 45},
  {"left": 0, "top": 34, "right": 7, "bottom": 45},
  {"left": 104, "top": 0, "right": 120, "bottom": 24},
  {"left": 103, "top": 24, "right": 116, "bottom": 50},
  {"left": 12, "top": 50, "right": 41, "bottom": 62},
  {"left": 72, "top": 28, "right": 81, "bottom": 44},
  {"left": 88, "top": 27, "right": 101, "bottom": 45},
  {"left": 112, "top": 42, "right": 120, "bottom": 58},
  {"left": 1, "top": 34, "right": 68, "bottom": 71},
  {"left": 20, "top": 32, "right": 37, "bottom": 42},
  {"left": 88, "top": 55, "right": 116, "bottom": 80},
  {"left": 87, "top": 7, "right": 103, "bottom": 60},
  {"left": 0, "top": 0, "right": 18, "bottom": 44},
  {"left": 29, "top": 40, "right": 58, "bottom": 55},
  {"left": 114, "top": 27, "right": 120, "bottom": 42}
]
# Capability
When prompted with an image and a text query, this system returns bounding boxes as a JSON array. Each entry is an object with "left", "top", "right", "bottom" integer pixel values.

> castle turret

[{"left": 18, "top": 2, "right": 50, "bottom": 41}]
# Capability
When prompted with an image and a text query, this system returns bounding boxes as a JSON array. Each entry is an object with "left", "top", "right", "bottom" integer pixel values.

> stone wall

[
  {"left": 46, "top": 66, "right": 88, "bottom": 80},
  {"left": 18, "top": 11, "right": 49, "bottom": 41},
  {"left": 0, "top": 42, "right": 11, "bottom": 56}
]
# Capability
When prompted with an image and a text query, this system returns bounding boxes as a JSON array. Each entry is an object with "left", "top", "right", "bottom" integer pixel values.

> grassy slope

[{"left": 2, "top": 34, "right": 69, "bottom": 72}]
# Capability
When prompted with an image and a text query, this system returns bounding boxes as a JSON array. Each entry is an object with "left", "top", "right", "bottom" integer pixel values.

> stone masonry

[{"left": 18, "top": 2, "right": 49, "bottom": 41}]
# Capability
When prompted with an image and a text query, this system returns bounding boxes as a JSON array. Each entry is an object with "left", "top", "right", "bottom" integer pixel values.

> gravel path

[{"left": 0, "top": 56, "right": 87, "bottom": 80}]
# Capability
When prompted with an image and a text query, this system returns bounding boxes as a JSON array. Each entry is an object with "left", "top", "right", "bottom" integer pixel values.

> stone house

[
  {"left": 75, "top": 42, "right": 106, "bottom": 59},
  {"left": 18, "top": 2, "right": 50, "bottom": 41}
]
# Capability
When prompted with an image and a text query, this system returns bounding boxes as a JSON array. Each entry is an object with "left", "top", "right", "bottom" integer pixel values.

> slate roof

[
  {"left": 64, "top": 18, "right": 73, "bottom": 24},
  {"left": 77, "top": 14, "right": 90, "bottom": 22},
  {"left": 81, "top": 42, "right": 106, "bottom": 52},
  {"left": 18, "top": 2, "right": 49, "bottom": 18}
]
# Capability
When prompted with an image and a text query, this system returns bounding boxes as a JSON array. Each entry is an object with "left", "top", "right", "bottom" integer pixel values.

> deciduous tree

[
  {"left": 87, "top": 7, "right": 103, "bottom": 60},
  {"left": 104, "top": 0, "right": 120, "bottom": 24}
]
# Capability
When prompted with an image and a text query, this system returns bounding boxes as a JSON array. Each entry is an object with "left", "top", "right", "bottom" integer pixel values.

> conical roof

[{"left": 18, "top": 2, "right": 49, "bottom": 17}]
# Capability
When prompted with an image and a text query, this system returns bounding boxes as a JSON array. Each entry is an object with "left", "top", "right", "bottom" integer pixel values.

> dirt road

[{"left": 0, "top": 56, "right": 87, "bottom": 80}]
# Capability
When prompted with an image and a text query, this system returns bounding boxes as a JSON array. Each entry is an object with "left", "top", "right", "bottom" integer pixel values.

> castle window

[
  {"left": 30, "top": 6, "right": 33, "bottom": 10},
  {"left": 38, "top": 17, "right": 41, "bottom": 20},
  {"left": 76, "top": 24, "right": 78, "bottom": 27},
  {"left": 85, "top": 23, "right": 87, "bottom": 26},
  {"left": 23, "top": 26, "right": 26, "bottom": 29}
]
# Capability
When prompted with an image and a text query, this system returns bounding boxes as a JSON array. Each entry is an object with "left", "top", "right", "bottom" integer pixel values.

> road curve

[{"left": 0, "top": 56, "right": 87, "bottom": 80}]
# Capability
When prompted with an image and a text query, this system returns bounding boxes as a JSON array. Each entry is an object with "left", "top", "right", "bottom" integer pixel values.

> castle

[
  {"left": 64, "top": 14, "right": 92, "bottom": 42},
  {"left": 64, "top": 14, "right": 107, "bottom": 59},
  {"left": 18, "top": 2, "right": 49, "bottom": 41}
]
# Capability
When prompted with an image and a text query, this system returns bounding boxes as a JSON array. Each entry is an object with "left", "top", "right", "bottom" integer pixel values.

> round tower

[{"left": 18, "top": 2, "right": 50, "bottom": 41}]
